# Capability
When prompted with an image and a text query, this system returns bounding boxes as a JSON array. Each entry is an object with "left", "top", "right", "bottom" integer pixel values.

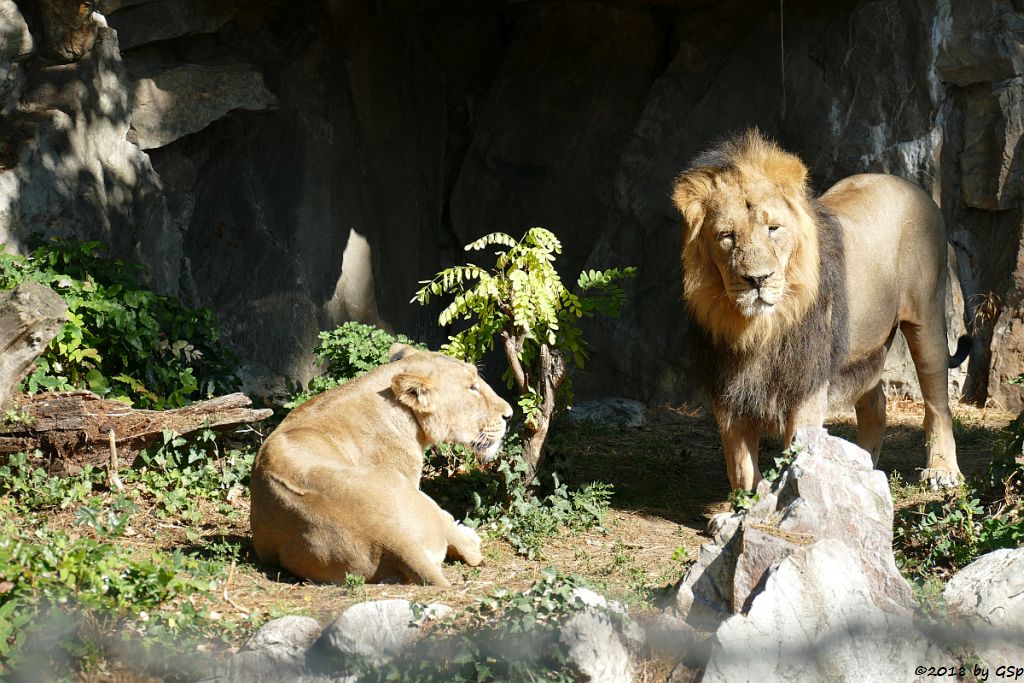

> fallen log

[
  {"left": 0, "top": 282, "right": 68, "bottom": 411},
  {"left": 0, "top": 391, "right": 273, "bottom": 476}
]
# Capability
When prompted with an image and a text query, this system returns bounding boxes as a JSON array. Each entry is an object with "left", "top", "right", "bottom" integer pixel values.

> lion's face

[
  {"left": 672, "top": 131, "right": 820, "bottom": 350},
  {"left": 699, "top": 174, "right": 802, "bottom": 318},
  {"left": 390, "top": 346, "right": 513, "bottom": 462}
]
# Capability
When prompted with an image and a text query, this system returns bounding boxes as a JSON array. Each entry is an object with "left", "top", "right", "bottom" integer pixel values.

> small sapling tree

[{"left": 413, "top": 227, "right": 635, "bottom": 482}]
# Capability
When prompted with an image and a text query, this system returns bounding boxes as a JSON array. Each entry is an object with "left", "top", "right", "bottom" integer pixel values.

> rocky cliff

[{"left": 1, "top": 0, "right": 1022, "bottom": 408}]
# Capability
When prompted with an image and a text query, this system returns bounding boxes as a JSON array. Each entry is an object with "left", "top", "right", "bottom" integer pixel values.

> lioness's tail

[{"left": 949, "top": 335, "right": 971, "bottom": 369}]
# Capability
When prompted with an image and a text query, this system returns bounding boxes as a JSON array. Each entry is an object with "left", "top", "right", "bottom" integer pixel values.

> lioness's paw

[
  {"left": 920, "top": 467, "right": 963, "bottom": 491},
  {"left": 453, "top": 524, "right": 483, "bottom": 566}
]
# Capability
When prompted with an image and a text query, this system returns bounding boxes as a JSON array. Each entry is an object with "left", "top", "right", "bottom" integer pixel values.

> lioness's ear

[
  {"left": 389, "top": 343, "right": 418, "bottom": 362},
  {"left": 672, "top": 169, "right": 715, "bottom": 244},
  {"left": 391, "top": 372, "right": 435, "bottom": 413}
]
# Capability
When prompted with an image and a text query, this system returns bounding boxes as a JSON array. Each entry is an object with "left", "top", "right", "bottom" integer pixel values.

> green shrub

[
  {"left": 894, "top": 398, "right": 1024, "bottom": 584},
  {"left": 421, "top": 436, "right": 612, "bottom": 560},
  {"left": 413, "top": 228, "right": 635, "bottom": 481},
  {"left": 0, "top": 499, "right": 246, "bottom": 678},
  {"left": 0, "top": 239, "right": 238, "bottom": 408},
  {"left": 286, "top": 321, "right": 424, "bottom": 407}
]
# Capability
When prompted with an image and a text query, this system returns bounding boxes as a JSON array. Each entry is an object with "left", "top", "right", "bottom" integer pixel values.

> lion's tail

[{"left": 948, "top": 335, "right": 971, "bottom": 369}]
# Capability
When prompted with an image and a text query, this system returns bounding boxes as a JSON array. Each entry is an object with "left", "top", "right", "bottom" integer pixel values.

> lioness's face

[
  {"left": 701, "top": 176, "right": 801, "bottom": 318},
  {"left": 391, "top": 349, "right": 513, "bottom": 462}
]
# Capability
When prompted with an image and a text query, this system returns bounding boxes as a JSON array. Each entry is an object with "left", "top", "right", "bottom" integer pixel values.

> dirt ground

[
  {"left": 47, "top": 398, "right": 1014, "bottom": 681},
  {"left": 118, "top": 404, "right": 1014, "bottom": 612}
]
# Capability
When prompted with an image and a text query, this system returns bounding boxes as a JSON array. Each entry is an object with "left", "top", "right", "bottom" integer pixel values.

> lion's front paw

[
  {"left": 920, "top": 467, "right": 963, "bottom": 491},
  {"left": 452, "top": 524, "right": 483, "bottom": 566}
]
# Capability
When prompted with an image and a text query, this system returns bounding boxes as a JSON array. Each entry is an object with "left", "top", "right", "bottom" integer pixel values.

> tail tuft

[{"left": 949, "top": 335, "right": 971, "bottom": 369}]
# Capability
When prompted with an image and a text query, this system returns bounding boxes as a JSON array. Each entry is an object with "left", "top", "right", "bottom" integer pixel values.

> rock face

[
  {"left": 2, "top": 0, "right": 1023, "bottom": 405},
  {"left": 0, "top": 19, "right": 180, "bottom": 294},
  {"left": 0, "top": 0, "right": 32, "bottom": 113},
  {"left": 667, "top": 428, "right": 944, "bottom": 681}
]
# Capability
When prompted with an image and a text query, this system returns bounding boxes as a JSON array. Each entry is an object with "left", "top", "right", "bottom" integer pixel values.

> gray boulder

[
  {"left": 311, "top": 599, "right": 452, "bottom": 669},
  {"left": 666, "top": 428, "right": 944, "bottom": 681},
  {"left": 559, "top": 587, "right": 643, "bottom": 683},
  {"left": 669, "top": 427, "right": 915, "bottom": 631},
  {"left": 703, "top": 539, "right": 939, "bottom": 683},
  {"left": 222, "top": 615, "right": 323, "bottom": 682},
  {"left": 942, "top": 548, "right": 1024, "bottom": 668},
  {"left": 567, "top": 398, "right": 647, "bottom": 429}
]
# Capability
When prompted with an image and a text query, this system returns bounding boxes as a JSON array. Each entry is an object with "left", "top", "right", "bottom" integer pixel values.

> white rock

[
  {"left": 703, "top": 539, "right": 939, "bottom": 683},
  {"left": 942, "top": 548, "right": 1024, "bottom": 667}
]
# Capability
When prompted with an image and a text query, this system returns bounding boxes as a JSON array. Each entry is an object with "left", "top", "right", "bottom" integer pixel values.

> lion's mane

[{"left": 676, "top": 132, "right": 849, "bottom": 431}]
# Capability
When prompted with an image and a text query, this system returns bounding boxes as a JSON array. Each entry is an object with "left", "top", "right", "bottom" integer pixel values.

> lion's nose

[
  {"left": 501, "top": 403, "right": 513, "bottom": 420},
  {"left": 744, "top": 272, "right": 773, "bottom": 289}
]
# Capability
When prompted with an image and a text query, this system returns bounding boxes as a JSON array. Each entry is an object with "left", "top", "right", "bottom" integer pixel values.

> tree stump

[{"left": 0, "top": 281, "right": 68, "bottom": 411}]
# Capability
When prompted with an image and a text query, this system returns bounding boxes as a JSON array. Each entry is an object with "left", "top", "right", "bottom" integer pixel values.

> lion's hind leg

[{"left": 899, "top": 319, "right": 962, "bottom": 489}]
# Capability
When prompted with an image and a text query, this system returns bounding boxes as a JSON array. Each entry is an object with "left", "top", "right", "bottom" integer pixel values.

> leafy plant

[
  {"left": 894, "top": 405, "right": 1024, "bottom": 584},
  {"left": 414, "top": 228, "right": 636, "bottom": 481},
  {"left": 286, "top": 321, "right": 424, "bottom": 407},
  {"left": 0, "top": 499, "right": 244, "bottom": 679},
  {"left": 460, "top": 437, "right": 612, "bottom": 559},
  {"left": 0, "top": 239, "right": 238, "bottom": 408},
  {"left": 728, "top": 447, "right": 800, "bottom": 513}
]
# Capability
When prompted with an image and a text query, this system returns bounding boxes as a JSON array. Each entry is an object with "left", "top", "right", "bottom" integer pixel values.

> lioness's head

[
  {"left": 388, "top": 344, "right": 513, "bottom": 461},
  {"left": 671, "top": 130, "right": 821, "bottom": 350}
]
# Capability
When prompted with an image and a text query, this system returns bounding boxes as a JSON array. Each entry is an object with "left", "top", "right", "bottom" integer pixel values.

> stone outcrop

[
  {"left": 666, "top": 428, "right": 944, "bottom": 681},
  {"left": 128, "top": 64, "right": 277, "bottom": 150},
  {"left": 1, "top": 0, "right": 1022, "bottom": 406}
]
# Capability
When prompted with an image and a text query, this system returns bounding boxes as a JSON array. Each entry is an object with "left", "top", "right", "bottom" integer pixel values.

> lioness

[
  {"left": 672, "top": 130, "right": 969, "bottom": 492},
  {"left": 250, "top": 344, "right": 512, "bottom": 586}
]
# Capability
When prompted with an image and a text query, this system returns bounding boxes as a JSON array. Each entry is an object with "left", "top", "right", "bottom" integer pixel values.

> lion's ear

[
  {"left": 672, "top": 169, "right": 715, "bottom": 243},
  {"left": 764, "top": 151, "right": 809, "bottom": 198},
  {"left": 391, "top": 372, "right": 435, "bottom": 413},
  {"left": 389, "top": 343, "right": 418, "bottom": 362}
]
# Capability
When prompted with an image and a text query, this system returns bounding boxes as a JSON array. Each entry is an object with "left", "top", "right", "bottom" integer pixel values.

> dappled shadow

[
  {"left": 537, "top": 404, "right": 1012, "bottom": 532},
  {"left": 543, "top": 407, "right": 730, "bottom": 529}
]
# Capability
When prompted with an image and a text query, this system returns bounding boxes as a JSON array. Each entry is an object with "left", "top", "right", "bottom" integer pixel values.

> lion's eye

[
  {"left": 470, "top": 383, "right": 480, "bottom": 393},
  {"left": 768, "top": 225, "right": 781, "bottom": 236},
  {"left": 718, "top": 233, "right": 735, "bottom": 247}
]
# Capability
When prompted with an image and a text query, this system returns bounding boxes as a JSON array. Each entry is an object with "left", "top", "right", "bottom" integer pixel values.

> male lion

[
  {"left": 250, "top": 344, "right": 512, "bottom": 587},
  {"left": 672, "top": 130, "right": 969, "bottom": 492}
]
